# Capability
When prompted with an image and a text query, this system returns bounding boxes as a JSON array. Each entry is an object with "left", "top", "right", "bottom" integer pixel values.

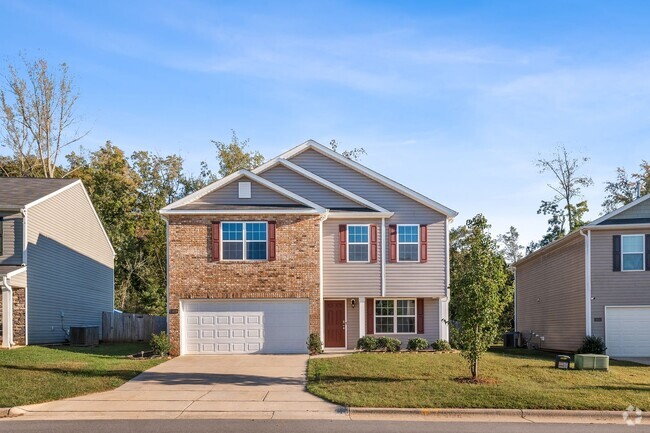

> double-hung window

[
  {"left": 222, "top": 222, "right": 267, "bottom": 261},
  {"left": 622, "top": 234, "right": 645, "bottom": 271},
  {"left": 397, "top": 225, "right": 419, "bottom": 262},
  {"left": 375, "top": 299, "right": 416, "bottom": 334},
  {"left": 348, "top": 225, "right": 369, "bottom": 262}
]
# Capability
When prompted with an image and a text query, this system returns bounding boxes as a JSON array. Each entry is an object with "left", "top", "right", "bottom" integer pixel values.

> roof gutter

[
  {"left": 584, "top": 223, "right": 650, "bottom": 230},
  {"left": 579, "top": 229, "right": 592, "bottom": 336},
  {"left": 159, "top": 209, "right": 322, "bottom": 216}
]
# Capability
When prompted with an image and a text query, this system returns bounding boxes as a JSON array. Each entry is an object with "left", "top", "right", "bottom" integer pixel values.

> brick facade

[
  {"left": 0, "top": 286, "right": 26, "bottom": 346},
  {"left": 167, "top": 214, "right": 321, "bottom": 356}
]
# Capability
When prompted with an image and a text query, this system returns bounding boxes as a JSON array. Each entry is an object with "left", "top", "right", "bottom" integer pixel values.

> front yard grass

[
  {"left": 307, "top": 348, "right": 650, "bottom": 410},
  {"left": 0, "top": 343, "right": 165, "bottom": 407}
]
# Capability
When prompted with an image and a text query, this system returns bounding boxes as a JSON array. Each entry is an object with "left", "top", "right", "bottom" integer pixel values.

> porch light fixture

[{"left": 351, "top": 299, "right": 356, "bottom": 309}]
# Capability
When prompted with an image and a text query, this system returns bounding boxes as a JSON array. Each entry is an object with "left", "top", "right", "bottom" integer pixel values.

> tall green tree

[
  {"left": 498, "top": 226, "right": 523, "bottom": 266},
  {"left": 449, "top": 215, "right": 510, "bottom": 380},
  {"left": 602, "top": 160, "right": 650, "bottom": 212},
  {"left": 211, "top": 131, "right": 264, "bottom": 178}
]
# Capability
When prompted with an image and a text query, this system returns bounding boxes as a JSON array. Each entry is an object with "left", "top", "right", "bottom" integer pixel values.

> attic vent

[{"left": 238, "top": 181, "right": 251, "bottom": 199}]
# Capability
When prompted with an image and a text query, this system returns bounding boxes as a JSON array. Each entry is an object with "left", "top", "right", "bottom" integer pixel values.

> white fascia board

[
  {"left": 253, "top": 158, "right": 391, "bottom": 213},
  {"left": 586, "top": 223, "right": 650, "bottom": 230},
  {"left": 162, "top": 169, "right": 326, "bottom": 213},
  {"left": 159, "top": 209, "right": 322, "bottom": 216},
  {"left": 6, "top": 266, "right": 27, "bottom": 278},
  {"left": 587, "top": 194, "right": 650, "bottom": 226},
  {"left": 23, "top": 179, "right": 82, "bottom": 210},
  {"left": 326, "top": 211, "right": 393, "bottom": 219},
  {"left": 275, "top": 140, "right": 459, "bottom": 218}
]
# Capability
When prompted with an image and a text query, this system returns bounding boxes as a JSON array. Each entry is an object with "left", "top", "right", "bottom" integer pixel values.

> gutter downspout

[
  {"left": 21, "top": 207, "right": 28, "bottom": 346},
  {"left": 1, "top": 276, "right": 13, "bottom": 348},
  {"left": 163, "top": 215, "right": 170, "bottom": 337},
  {"left": 319, "top": 211, "right": 329, "bottom": 344},
  {"left": 381, "top": 217, "right": 386, "bottom": 297},
  {"left": 513, "top": 267, "right": 517, "bottom": 332},
  {"left": 580, "top": 229, "right": 592, "bottom": 336}
]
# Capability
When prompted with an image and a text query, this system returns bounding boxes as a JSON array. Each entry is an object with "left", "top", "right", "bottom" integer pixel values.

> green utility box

[{"left": 574, "top": 354, "right": 609, "bottom": 371}]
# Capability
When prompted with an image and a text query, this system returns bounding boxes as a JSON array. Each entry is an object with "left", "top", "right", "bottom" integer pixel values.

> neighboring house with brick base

[
  {"left": 161, "top": 140, "right": 457, "bottom": 356},
  {"left": 515, "top": 193, "right": 650, "bottom": 357},
  {"left": 0, "top": 178, "right": 114, "bottom": 348}
]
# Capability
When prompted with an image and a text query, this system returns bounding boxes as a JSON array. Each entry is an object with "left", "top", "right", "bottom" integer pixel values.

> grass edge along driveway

[
  {"left": 307, "top": 348, "right": 650, "bottom": 411},
  {"left": 0, "top": 343, "right": 165, "bottom": 408}
]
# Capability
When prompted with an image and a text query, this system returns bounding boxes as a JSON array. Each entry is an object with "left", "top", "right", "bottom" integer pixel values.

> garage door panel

[
  {"left": 606, "top": 306, "right": 650, "bottom": 357},
  {"left": 182, "top": 300, "right": 309, "bottom": 355}
]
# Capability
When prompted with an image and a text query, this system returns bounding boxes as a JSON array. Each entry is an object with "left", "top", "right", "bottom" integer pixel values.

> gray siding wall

[
  {"left": 516, "top": 235, "right": 586, "bottom": 352},
  {"left": 609, "top": 198, "right": 650, "bottom": 220},
  {"left": 0, "top": 211, "right": 23, "bottom": 265},
  {"left": 323, "top": 219, "right": 381, "bottom": 298},
  {"left": 26, "top": 183, "right": 114, "bottom": 344},
  {"left": 590, "top": 228, "right": 650, "bottom": 341},
  {"left": 346, "top": 298, "right": 359, "bottom": 349},
  {"left": 189, "top": 177, "right": 299, "bottom": 207},
  {"left": 290, "top": 149, "right": 447, "bottom": 297},
  {"left": 259, "top": 165, "right": 362, "bottom": 209}
]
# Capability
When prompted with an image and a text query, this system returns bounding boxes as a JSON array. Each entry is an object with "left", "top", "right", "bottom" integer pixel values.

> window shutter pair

[
  {"left": 210, "top": 221, "right": 276, "bottom": 262},
  {"left": 338, "top": 225, "right": 378, "bottom": 263},
  {"left": 388, "top": 224, "right": 428, "bottom": 263},
  {"left": 611, "top": 234, "right": 650, "bottom": 271}
]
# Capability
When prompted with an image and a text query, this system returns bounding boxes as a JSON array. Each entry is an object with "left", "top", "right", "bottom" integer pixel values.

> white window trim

[
  {"left": 221, "top": 221, "right": 268, "bottom": 262},
  {"left": 396, "top": 224, "right": 420, "bottom": 263},
  {"left": 347, "top": 224, "right": 370, "bottom": 263},
  {"left": 374, "top": 298, "right": 417, "bottom": 335},
  {"left": 621, "top": 234, "right": 645, "bottom": 272}
]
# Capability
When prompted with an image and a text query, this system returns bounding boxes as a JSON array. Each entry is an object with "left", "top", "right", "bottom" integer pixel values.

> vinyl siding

[
  {"left": 590, "top": 228, "right": 650, "bottom": 341},
  {"left": 290, "top": 149, "right": 447, "bottom": 297},
  {"left": 0, "top": 211, "right": 23, "bottom": 265},
  {"left": 516, "top": 235, "right": 586, "bottom": 352},
  {"left": 608, "top": 198, "right": 650, "bottom": 220},
  {"left": 186, "top": 177, "right": 300, "bottom": 207},
  {"left": 346, "top": 298, "right": 359, "bottom": 349},
  {"left": 259, "top": 165, "right": 363, "bottom": 209},
  {"left": 323, "top": 219, "right": 382, "bottom": 297},
  {"left": 26, "top": 183, "right": 114, "bottom": 344}
]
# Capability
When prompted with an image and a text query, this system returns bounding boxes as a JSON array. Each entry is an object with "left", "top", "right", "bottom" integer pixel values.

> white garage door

[
  {"left": 605, "top": 306, "right": 650, "bottom": 357},
  {"left": 182, "top": 299, "right": 309, "bottom": 355}
]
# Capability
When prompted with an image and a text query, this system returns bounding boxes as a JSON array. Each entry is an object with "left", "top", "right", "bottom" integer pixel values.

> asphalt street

[{"left": 0, "top": 419, "right": 648, "bottom": 433}]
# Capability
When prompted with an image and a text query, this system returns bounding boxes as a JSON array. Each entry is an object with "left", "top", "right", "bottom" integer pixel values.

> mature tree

[
  {"left": 498, "top": 226, "right": 523, "bottom": 266},
  {"left": 329, "top": 139, "right": 366, "bottom": 161},
  {"left": 211, "top": 131, "right": 264, "bottom": 178},
  {"left": 1, "top": 57, "right": 86, "bottom": 178},
  {"left": 448, "top": 215, "right": 510, "bottom": 380},
  {"left": 602, "top": 161, "right": 650, "bottom": 212}
]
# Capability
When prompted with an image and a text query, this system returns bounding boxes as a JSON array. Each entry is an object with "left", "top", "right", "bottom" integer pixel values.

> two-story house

[
  {"left": 0, "top": 178, "right": 115, "bottom": 348},
  {"left": 161, "top": 140, "right": 457, "bottom": 356},
  {"left": 515, "top": 192, "right": 650, "bottom": 357}
]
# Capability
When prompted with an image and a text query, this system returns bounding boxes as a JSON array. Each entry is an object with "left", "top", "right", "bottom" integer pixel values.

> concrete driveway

[{"left": 12, "top": 355, "right": 348, "bottom": 420}]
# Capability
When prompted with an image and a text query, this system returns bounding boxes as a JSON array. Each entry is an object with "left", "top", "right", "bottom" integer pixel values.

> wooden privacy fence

[{"left": 102, "top": 311, "right": 167, "bottom": 343}]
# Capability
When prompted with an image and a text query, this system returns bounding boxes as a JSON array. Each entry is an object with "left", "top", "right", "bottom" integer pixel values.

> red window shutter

[
  {"left": 268, "top": 221, "right": 276, "bottom": 261},
  {"left": 366, "top": 298, "right": 374, "bottom": 334},
  {"left": 370, "top": 225, "right": 378, "bottom": 263},
  {"left": 211, "top": 221, "right": 220, "bottom": 262},
  {"left": 417, "top": 298, "right": 424, "bottom": 334},
  {"left": 388, "top": 225, "right": 397, "bottom": 262},
  {"left": 420, "top": 225, "right": 428, "bottom": 263},
  {"left": 339, "top": 225, "right": 347, "bottom": 263}
]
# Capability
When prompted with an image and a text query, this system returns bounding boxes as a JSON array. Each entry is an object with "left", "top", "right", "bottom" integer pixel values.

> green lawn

[
  {"left": 307, "top": 349, "right": 650, "bottom": 411},
  {"left": 0, "top": 343, "right": 166, "bottom": 407}
]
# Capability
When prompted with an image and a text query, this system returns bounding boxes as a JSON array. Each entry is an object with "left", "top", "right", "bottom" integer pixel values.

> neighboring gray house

[
  {"left": 161, "top": 140, "right": 457, "bottom": 355},
  {"left": 515, "top": 193, "right": 650, "bottom": 357},
  {"left": 0, "top": 178, "right": 114, "bottom": 347}
]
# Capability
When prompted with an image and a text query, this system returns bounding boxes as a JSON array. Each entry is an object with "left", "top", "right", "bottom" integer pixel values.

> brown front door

[{"left": 324, "top": 300, "right": 346, "bottom": 348}]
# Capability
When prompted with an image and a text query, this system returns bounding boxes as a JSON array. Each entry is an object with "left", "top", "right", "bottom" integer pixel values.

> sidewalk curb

[
  {"left": 349, "top": 407, "right": 629, "bottom": 420},
  {"left": 0, "top": 407, "right": 25, "bottom": 419}
]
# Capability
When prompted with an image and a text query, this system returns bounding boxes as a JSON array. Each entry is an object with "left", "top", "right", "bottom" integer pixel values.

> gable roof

[
  {"left": 161, "top": 169, "right": 326, "bottom": 214},
  {"left": 0, "top": 178, "right": 79, "bottom": 210},
  {"left": 587, "top": 193, "right": 650, "bottom": 226},
  {"left": 258, "top": 140, "right": 458, "bottom": 219}
]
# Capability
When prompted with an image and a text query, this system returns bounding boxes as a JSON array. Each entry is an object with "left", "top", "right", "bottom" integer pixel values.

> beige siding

[
  {"left": 346, "top": 298, "right": 359, "bottom": 349},
  {"left": 323, "top": 219, "right": 381, "bottom": 297},
  {"left": 186, "top": 177, "right": 299, "bottom": 208},
  {"left": 291, "top": 149, "right": 447, "bottom": 297},
  {"left": 0, "top": 211, "right": 23, "bottom": 265},
  {"left": 259, "top": 165, "right": 362, "bottom": 209},
  {"left": 516, "top": 235, "right": 586, "bottom": 352},
  {"left": 26, "top": 183, "right": 114, "bottom": 344},
  {"left": 609, "top": 198, "right": 650, "bottom": 220},
  {"left": 590, "top": 228, "right": 650, "bottom": 341}
]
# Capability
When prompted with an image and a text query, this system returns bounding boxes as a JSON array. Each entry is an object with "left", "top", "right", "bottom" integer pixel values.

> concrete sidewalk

[{"left": 9, "top": 355, "right": 348, "bottom": 420}]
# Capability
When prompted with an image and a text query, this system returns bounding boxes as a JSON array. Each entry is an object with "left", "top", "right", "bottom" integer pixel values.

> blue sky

[{"left": 1, "top": 0, "right": 649, "bottom": 245}]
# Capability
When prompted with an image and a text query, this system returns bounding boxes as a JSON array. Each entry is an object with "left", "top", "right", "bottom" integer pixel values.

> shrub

[
  {"left": 377, "top": 336, "right": 402, "bottom": 353},
  {"left": 306, "top": 333, "right": 323, "bottom": 355},
  {"left": 407, "top": 337, "right": 429, "bottom": 352},
  {"left": 431, "top": 339, "right": 452, "bottom": 352},
  {"left": 356, "top": 336, "right": 378, "bottom": 352},
  {"left": 149, "top": 331, "right": 171, "bottom": 356},
  {"left": 577, "top": 335, "right": 607, "bottom": 354}
]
